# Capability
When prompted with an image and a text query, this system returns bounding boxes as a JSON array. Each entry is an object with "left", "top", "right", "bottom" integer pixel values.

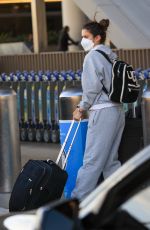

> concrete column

[
  {"left": 31, "top": 0, "right": 48, "bottom": 53},
  {"left": 61, "top": 0, "right": 88, "bottom": 51}
]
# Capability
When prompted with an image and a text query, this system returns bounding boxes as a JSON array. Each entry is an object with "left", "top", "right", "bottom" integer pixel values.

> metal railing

[{"left": 0, "top": 49, "right": 150, "bottom": 73}]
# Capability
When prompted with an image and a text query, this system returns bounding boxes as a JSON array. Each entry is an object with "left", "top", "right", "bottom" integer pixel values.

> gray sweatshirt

[{"left": 79, "top": 44, "right": 117, "bottom": 110}]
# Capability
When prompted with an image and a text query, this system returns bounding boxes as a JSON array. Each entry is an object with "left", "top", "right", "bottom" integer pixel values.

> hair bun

[{"left": 99, "top": 19, "right": 109, "bottom": 31}]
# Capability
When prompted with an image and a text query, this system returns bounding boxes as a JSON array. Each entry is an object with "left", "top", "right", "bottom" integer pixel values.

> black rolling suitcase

[
  {"left": 9, "top": 120, "right": 80, "bottom": 212},
  {"left": 118, "top": 118, "right": 143, "bottom": 164}
]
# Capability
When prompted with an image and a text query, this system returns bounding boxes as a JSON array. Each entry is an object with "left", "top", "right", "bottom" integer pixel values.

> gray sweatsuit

[{"left": 71, "top": 44, "right": 125, "bottom": 200}]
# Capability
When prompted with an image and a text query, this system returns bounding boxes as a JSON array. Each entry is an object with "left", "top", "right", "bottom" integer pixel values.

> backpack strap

[
  {"left": 95, "top": 50, "right": 112, "bottom": 64},
  {"left": 101, "top": 82, "right": 109, "bottom": 96},
  {"left": 95, "top": 49, "right": 112, "bottom": 95}
]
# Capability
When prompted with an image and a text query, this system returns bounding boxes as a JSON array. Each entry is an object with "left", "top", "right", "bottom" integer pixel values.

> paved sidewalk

[{"left": 0, "top": 142, "right": 60, "bottom": 216}]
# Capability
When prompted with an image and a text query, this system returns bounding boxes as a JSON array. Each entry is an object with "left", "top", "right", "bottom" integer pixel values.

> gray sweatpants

[{"left": 71, "top": 106, "right": 125, "bottom": 200}]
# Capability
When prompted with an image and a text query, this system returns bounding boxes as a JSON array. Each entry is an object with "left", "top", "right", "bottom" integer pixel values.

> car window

[{"left": 121, "top": 186, "right": 150, "bottom": 229}]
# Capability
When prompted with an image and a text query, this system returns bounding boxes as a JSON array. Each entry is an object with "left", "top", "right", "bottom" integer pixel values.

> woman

[{"left": 71, "top": 19, "right": 125, "bottom": 200}]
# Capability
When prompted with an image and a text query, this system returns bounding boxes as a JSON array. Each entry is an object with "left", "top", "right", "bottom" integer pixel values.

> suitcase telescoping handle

[
  {"left": 62, "top": 120, "right": 81, "bottom": 169},
  {"left": 56, "top": 119, "right": 81, "bottom": 169}
]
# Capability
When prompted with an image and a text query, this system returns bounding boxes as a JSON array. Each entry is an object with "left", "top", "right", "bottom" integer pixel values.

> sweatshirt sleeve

[{"left": 79, "top": 51, "right": 104, "bottom": 110}]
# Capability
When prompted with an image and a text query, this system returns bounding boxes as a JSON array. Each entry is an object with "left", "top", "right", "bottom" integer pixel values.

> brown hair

[{"left": 82, "top": 18, "right": 109, "bottom": 44}]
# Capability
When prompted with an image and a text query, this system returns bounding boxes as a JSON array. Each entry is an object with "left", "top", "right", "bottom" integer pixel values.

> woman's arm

[{"left": 79, "top": 52, "right": 104, "bottom": 110}]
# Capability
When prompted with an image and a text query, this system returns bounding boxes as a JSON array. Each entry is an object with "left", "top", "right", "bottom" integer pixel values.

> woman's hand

[{"left": 73, "top": 108, "right": 85, "bottom": 121}]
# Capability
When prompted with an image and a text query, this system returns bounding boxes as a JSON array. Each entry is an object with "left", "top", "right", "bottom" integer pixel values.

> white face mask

[{"left": 81, "top": 37, "right": 94, "bottom": 51}]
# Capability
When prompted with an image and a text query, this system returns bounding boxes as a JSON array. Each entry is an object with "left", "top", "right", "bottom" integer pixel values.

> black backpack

[{"left": 96, "top": 50, "right": 140, "bottom": 103}]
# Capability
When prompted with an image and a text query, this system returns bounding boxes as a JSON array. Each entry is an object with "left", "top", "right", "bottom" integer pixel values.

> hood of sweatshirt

[{"left": 92, "top": 44, "right": 117, "bottom": 62}]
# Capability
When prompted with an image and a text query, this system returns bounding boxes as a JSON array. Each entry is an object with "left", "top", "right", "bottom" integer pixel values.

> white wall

[
  {"left": 62, "top": 0, "right": 88, "bottom": 51},
  {"left": 73, "top": 0, "right": 150, "bottom": 49}
]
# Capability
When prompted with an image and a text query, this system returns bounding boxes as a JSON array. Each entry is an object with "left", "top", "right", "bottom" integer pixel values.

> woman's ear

[{"left": 94, "top": 35, "right": 101, "bottom": 43}]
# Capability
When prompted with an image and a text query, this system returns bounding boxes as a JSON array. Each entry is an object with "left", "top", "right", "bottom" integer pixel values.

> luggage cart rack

[
  {"left": 0, "top": 68, "right": 148, "bottom": 142},
  {"left": 0, "top": 70, "right": 82, "bottom": 143}
]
